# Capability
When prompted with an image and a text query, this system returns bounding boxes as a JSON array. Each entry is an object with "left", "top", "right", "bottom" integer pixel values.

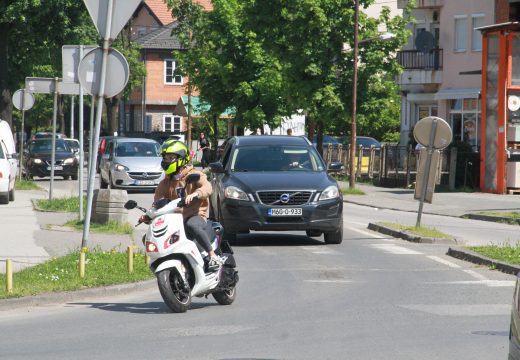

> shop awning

[
  {"left": 406, "top": 93, "right": 436, "bottom": 102},
  {"left": 434, "top": 88, "right": 481, "bottom": 100}
]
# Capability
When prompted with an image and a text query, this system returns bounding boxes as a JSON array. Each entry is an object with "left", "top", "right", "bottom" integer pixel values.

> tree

[{"left": 0, "top": 0, "right": 97, "bottom": 127}]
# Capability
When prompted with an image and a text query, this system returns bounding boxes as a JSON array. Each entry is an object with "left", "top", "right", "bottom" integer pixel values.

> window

[
  {"left": 163, "top": 115, "right": 182, "bottom": 132},
  {"left": 472, "top": 14, "right": 485, "bottom": 51},
  {"left": 418, "top": 105, "right": 438, "bottom": 121},
  {"left": 450, "top": 98, "right": 480, "bottom": 151},
  {"left": 164, "top": 59, "right": 183, "bottom": 85},
  {"left": 144, "top": 115, "right": 152, "bottom": 134},
  {"left": 454, "top": 16, "right": 467, "bottom": 52}
]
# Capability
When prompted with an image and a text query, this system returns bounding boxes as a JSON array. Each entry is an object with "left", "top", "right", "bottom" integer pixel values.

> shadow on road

[{"left": 67, "top": 300, "right": 218, "bottom": 314}]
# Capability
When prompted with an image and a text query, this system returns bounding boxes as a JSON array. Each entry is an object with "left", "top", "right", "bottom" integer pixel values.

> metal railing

[{"left": 396, "top": 49, "right": 443, "bottom": 70}]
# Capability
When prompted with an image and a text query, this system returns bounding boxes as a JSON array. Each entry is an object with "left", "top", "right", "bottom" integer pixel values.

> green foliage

[
  {"left": 35, "top": 196, "right": 85, "bottom": 213},
  {"left": 0, "top": 248, "right": 153, "bottom": 299},
  {"left": 15, "top": 178, "right": 40, "bottom": 190},
  {"left": 63, "top": 220, "right": 134, "bottom": 235},
  {"left": 381, "top": 222, "right": 451, "bottom": 239},
  {"left": 469, "top": 244, "right": 520, "bottom": 266}
]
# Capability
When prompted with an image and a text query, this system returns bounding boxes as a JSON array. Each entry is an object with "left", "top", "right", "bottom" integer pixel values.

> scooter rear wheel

[{"left": 157, "top": 268, "right": 191, "bottom": 313}]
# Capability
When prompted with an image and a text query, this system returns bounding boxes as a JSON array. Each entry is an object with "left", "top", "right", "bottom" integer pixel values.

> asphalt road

[{"left": 0, "top": 200, "right": 515, "bottom": 360}]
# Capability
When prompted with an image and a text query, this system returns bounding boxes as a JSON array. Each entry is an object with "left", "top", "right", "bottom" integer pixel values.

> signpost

[
  {"left": 413, "top": 116, "right": 452, "bottom": 227},
  {"left": 80, "top": 0, "right": 142, "bottom": 251},
  {"left": 12, "top": 89, "right": 35, "bottom": 180}
]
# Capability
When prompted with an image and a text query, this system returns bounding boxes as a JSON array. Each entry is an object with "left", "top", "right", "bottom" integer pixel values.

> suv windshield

[
  {"left": 231, "top": 145, "right": 325, "bottom": 172},
  {"left": 29, "top": 139, "right": 70, "bottom": 153}
]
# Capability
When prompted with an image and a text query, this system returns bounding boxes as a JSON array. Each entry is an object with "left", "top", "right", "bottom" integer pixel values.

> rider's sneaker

[{"left": 207, "top": 255, "right": 224, "bottom": 272}]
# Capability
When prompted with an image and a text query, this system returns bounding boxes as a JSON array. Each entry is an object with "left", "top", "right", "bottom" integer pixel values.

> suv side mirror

[{"left": 209, "top": 162, "right": 225, "bottom": 174}]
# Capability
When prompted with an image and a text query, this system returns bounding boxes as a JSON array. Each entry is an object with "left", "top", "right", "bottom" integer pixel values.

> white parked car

[{"left": 0, "top": 120, "right": 17, "bottom": 204}]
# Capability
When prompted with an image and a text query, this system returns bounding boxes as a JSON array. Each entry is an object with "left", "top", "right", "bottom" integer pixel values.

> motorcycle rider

[{"left": 140, "top": 139, "right": 222, "bottom": 271}]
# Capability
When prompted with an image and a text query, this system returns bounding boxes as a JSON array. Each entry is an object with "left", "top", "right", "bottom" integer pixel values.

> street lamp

[{"left": 345, "top": 0, "right": 394, "bottom": 188}]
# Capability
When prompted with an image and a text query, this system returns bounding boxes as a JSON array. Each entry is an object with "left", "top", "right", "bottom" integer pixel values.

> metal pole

[
  {"left": 88, "top": 95, "right": 95, "bottom": 177},
  {"left": 49, "top": 77, "right": 59, "bottom": 200},
  {"left": 70, "top": 95, "right": 75, "bottom": 138},
  {"left": 79, "top": 46, "right": 85, "bottom": 219},
  {"left": 349, "top": 0, "right": 359, "bottom": 189},
  {"left": 18, "top": 90, "right": 25, "bottom": 180},
  {"left": 416, "top": 119, "right": 438, "bottom": 228},
  {"left": 82, "top": 0, "right": 114, "bottom": 249}
]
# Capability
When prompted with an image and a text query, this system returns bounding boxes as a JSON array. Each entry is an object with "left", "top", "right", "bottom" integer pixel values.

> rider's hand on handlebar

[
  {"left": 184, "top": 192, "right": 199, "bottom": 206},
  {"left": 139, "top": 215, "right": 151, "bottom": 225}
]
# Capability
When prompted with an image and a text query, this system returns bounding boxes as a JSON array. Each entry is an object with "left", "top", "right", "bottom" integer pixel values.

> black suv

[{"left": 209, "top": 135, "right": 343, "bottom": 244}]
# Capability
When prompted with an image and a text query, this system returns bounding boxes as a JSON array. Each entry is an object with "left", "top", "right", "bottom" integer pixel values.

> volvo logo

[
  {"left": 142, "top": 172, "right": 148, "bottom": 178},
  {"left": 280, "top": 193, "right": 290, "bottom": 204}
]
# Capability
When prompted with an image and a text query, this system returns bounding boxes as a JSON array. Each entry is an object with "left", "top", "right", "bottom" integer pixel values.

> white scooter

[{"left": 124, "top": 174, "right": 239, "bottom": 313}]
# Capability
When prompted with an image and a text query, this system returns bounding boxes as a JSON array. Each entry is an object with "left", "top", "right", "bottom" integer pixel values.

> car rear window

[{"left": 231, "top": 145, "right": 325, "bottom": 172}]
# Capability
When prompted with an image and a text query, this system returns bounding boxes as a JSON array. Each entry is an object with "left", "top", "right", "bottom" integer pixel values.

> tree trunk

[
  {"left": 105, "top": 96, "right": 120, "bottom": 134},
  {"left": 0, "top": 24, "right": 12, "bottom": 125}
]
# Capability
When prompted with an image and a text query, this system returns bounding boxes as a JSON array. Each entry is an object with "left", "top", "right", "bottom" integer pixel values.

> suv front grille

[{"left": 257, "top": 191, "right": 313, "bottom": 205}]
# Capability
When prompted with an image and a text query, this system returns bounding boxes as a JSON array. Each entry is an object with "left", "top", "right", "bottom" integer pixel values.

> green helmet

[{"left": 160, "top": 140, "right": 190, "bottom": 175}]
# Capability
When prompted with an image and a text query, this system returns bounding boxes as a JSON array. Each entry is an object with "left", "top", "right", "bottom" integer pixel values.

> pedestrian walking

[{"left": 198, "top": 132, "right": 210, "bottom": 169}]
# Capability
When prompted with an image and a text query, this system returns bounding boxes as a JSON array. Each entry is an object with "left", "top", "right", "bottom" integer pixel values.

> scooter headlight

[
  {"left": 167, "top": 231, "right": 180, "bottom": 246},
  {"left": 145, "top": 241, "right": 158, "bottom": 252}
]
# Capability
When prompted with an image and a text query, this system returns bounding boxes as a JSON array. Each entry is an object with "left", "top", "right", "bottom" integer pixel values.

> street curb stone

[
  {"left": 0, "top": 279, "right": 157, "bottom": 311},
  {"left": 463, "top": 213, "right": 520, "bottom": 225},
  {"left": 447, "top": 247, "right": 520, "bottom": 276},
  {"left": 367, "top": 222, "right": 457, "bottom": 244}
]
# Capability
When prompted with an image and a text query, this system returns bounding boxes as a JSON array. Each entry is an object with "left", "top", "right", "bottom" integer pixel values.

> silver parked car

[{"left": 99, "top": 137, "right": 164, "bottom": 190}]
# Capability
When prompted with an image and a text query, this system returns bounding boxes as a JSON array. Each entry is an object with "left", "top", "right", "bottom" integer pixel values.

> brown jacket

[{"left": 154, "top": 165, "right": 212, "bottom": 220}]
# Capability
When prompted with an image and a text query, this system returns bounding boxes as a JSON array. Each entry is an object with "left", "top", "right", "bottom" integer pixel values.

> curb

[
  {"left": 0, "top": 279, "right": 157, "bottom": 311},
  {"left": 367, "top": 222, "right": 457, "bottom": 244},
  {"left": 463, "top": 213, "right": 520, "bottom": 225},
  {"left": 447, "top": 247, "right": 520, "bottom": 276}
]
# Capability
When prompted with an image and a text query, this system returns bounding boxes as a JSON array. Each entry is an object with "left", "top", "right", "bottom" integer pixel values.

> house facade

[
  {"left": 123, "top": 0, "right": 212, "bottom": 138},
  {"left": 396, "top": 0, "right": 495, "bottom": 150}
]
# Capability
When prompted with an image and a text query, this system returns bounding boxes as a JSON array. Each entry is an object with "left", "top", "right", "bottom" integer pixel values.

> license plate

[
  {"left": 135, "top": 180, "right": 155, "bottom": 186},
  {"left": 268, "top": 208, "right": 302, "bottom": 216},
  {"left": 46, "top": 166, "right": 63, "bottom": 171}
]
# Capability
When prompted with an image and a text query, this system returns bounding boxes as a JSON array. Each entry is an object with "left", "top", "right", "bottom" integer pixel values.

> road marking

[
  {"left": 369, "top": 244, "right": 423, "bottom": 255},
  {"left": 463, "top": 269, "right": 489, "bottom": 281},
  {"left": 427, "top": 255, "right": 461, "bottom": 268},
  {"left": 424, "top": 280, "right": 515, "bottom": 287},
  {"left": 304, "top": 279, "right": 353, "bottom": 284},
  {"left": 350, "top": 227, "right": 394, "bottom": 241},
  {"left": 301, "top": 246, "right": 342, "bottom": 255}
]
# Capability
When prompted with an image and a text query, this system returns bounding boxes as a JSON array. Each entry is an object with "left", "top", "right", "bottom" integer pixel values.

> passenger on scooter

[{"left": 140, "top": 139, "right": 222, "bottom": 271}]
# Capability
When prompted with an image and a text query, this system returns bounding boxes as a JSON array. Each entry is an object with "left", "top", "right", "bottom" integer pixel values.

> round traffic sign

[
  {"left": 12, "top": 89, "right": 35, "bottom": 111},
  {"left": 413, "top": 116, "right": 452, "bottom": 149},
  {"left": 78, "top": 47, "right": 129, "bottom": 98}
]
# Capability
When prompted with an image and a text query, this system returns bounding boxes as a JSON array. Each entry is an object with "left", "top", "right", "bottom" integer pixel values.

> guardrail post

[
  {"left": 6, "top": 258, "right": 13, "bottom": 294},
  {"left": 79, "top": 247, "right": 87, "bottom": 278},
  {"left": 127, "top": 246, "right": 135, "bottom": 273}
]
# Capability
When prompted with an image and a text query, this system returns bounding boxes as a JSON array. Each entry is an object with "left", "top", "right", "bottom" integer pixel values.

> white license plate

[
  {"left": 268, "top": 208, "right": 302, "bottom": 216},
  {"left": 135, "top": 180, "right": 155, "bottom": 186},
  {"left": 46, "top": 166, "right": 63, "bottom": 171}
]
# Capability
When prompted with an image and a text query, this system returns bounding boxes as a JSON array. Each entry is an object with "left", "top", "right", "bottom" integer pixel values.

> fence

[{"left": 322, "top": 144, "right": 479, "bottom": 189}]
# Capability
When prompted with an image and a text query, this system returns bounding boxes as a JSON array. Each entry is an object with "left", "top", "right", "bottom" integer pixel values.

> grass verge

[
  {"left": 468, "top": 244, "right": 520, "bottom": 266},
  {"left": 381, "top": 222, "right": 451, "bottom": 238},
  {"left": 63, "top": 219, "right": 134, "bottom": 235},
  {"left": 478, "top": 211, "right": 520, "bottom": 221},
  {"left": 0, "top": 248, "right": 153, "bottom": 299},
  {"left": 35, "top": 196, "right": 86, "bottom": 212},
  {"left": 342, "top": 187, "right": 365, "bottom": 195},
  {"left": 15, "top": 179, "right": 41, "bottom": 190}
]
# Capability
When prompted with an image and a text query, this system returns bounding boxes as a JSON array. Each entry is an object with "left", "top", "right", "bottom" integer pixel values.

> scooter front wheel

[
  {"left": 212, "top": 287, "right": 236, "bottom": 305},
  {"left": 157, "top": 268, "right": 191, "bottom": 313}
]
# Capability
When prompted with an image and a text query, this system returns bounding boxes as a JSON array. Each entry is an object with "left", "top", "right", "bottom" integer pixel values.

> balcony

[
  {"left": 396, "top": 49, "right": 443, "bottom": 86},
  {"left": 398, "top": 0, "right": 443, "bottom": 9},
  {"left": 397, "top": 49, "right": 443, "bottom": 70}
]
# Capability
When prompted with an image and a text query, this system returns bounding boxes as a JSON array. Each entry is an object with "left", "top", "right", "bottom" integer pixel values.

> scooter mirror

[
  {"left": 185, "top": 173, "right": 200, "bottom": 184},
  {"left": 124, "top": 200, "right": 137, "bottom": 210}
]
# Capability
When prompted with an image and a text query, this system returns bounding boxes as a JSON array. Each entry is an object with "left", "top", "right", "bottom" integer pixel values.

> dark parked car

[
  {"left": 23, "top": 139, "right": 79, "bottom": 180},
  {"left": 209, "top": 135, "right": 343, "bottom": 244},
  {"left": 342, "top": 136, "right": 381, "bottom": 149}
]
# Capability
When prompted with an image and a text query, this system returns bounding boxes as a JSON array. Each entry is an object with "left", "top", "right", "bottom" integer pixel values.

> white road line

[
  {"left": 424, "top": 280, "right": 515, "bottom": 287},
  {"left": 301, "top": 246, "right": 342, "bottom": 255},
  {"left": 349, "top": 226, "right": 394, "bottom": 241},
  {"left": 463, "top": 269, "right": 489, "bottom": 281},
  {"left": 369, "top": 244, "right": 423, "bottom": 255},
  {"left": 304, "top": 280, "right": 353, "bottom": 284},
  {"left": 427, "top": 256, "right": 461, "bottom": 268}
]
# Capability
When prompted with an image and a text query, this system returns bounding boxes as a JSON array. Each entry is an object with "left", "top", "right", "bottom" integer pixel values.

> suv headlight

[
  {"left": 33, "top": 158, "right": 42, "bottom": 164},
  {"left": 318, "top": 185, "right": 340, "bottom": 201},
  {"left": 224, "top": 186, "right": 249, "bottom": 201},
  {"left": 63, "top": 158, "right": 75, "bottom": 165},
  {"left": 115, "top": 163, "right": 129, "bottom": 172}
]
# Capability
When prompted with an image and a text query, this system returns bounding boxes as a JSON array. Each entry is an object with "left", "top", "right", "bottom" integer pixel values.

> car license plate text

[
  {"left": 46, "top": 166, "right": 63, "bottom": 171},
  {"left": 135, "top": 180, "right": 154, "bottom": 186},
  {"left": 268, "top": 208, "right": 302, "bottom": 216}
]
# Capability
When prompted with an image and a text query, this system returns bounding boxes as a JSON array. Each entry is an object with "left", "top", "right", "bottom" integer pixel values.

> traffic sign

[
  {"left": 25, "top": 77, "right": 81, "bottom": 95},
  {"left": 12, "top": 89, "right": 35, "bottom": 111},
  {"left": 77, "top": 47, "right": 129, "bottom": 97},
  {"left": 62, "top": 45, "right": 98, "bottom": 83},
  {"left": 83, "top": 0, "right": 142, "bottom": 40},
  {"left": 413, "top": 116, "right": 452, "bottom": 150}
]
